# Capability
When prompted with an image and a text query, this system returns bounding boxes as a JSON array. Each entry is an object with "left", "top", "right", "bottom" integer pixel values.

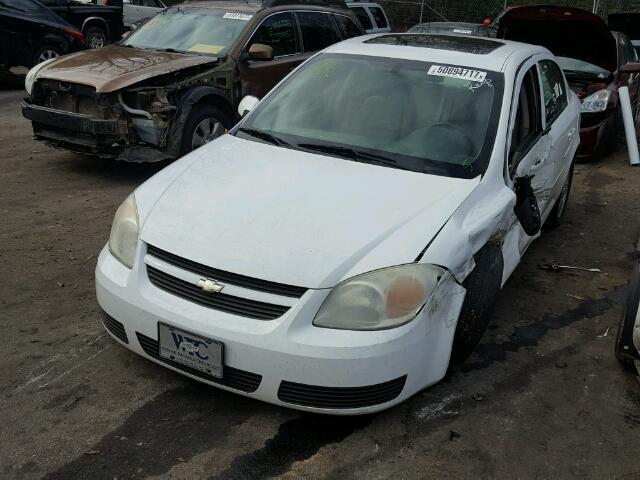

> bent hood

[
  {"left": 496, "top": 5, "right": 617, "bottom": 73},
  {"left": 35, "top": 45, "right": 218, "bottom": 93},
  {"left": 139, "top": 135, "right": 480, "bottom": 289}
]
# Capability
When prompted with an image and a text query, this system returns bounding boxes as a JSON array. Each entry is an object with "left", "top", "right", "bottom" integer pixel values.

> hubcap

[
  {"left": 88, "top": 32, "right": 105, "bottom": 49},
  {"left": 37, "top": 49, "right": 59, "bottom": 63},
  {"left": 191, "top": 118, "right": 224, "bottom": 150}
]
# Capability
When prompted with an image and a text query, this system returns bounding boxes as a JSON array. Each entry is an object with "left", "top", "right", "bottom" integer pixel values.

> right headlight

[
  {"left": 313, "top": 263, "right": 445, "bottom": 331},
  {"left": 581, "top": 89, "right": 611, "bottom": 113},
  {"left": 108, "top": 194, "right": 140, "bottom": 269},
  {"left": 24, "top": 57, "right": 56, "bottom": 96}
]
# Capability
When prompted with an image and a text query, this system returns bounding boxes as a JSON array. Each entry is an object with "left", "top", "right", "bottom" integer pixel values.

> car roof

[
  {"left": 325, "top": 33, "right": 548, "bottom": 72},
  {"left": 182, "top": 0, "right": 350, "bottom": 13}
]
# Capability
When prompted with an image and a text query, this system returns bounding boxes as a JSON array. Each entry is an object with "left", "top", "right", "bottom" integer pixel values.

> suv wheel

[
  {"left": 85, "top": 26, "right": 107, "bottom": 49},
  {"left": 33, "top": 45, "right": 62, "bottom": 65},
  {"left": 180, "top": 105, "right": 232, "bottom": 156}
]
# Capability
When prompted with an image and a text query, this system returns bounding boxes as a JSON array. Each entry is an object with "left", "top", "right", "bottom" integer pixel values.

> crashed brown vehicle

[{"left": 22, "top": 0, "right": 364, "bottom": 161}]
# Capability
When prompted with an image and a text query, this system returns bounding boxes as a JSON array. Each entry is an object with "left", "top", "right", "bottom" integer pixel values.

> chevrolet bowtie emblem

[{"left": 197, "top": 278, "right": 224, "bottom": 293}]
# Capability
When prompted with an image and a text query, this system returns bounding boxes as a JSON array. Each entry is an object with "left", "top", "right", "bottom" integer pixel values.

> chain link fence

[{"left": 379, "top": 0, "right": 640, "bottom": 32}]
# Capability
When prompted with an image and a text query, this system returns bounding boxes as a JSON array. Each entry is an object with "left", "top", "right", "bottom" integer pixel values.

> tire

[
  {"left": 32, "top": 45, "right": 62, "bottom": 66},
  {"left": 179, "top": 104, "right": 232, "bottom": 156},
  {"left": 450, "top": 244, "right": 504, "bottom": 365},
  {"left": 615, "top": 257, "right": 640, "bottom": 367},
  {"left": 84, "top": 25, "right": 107, "bottom": 49},
  {"left": 544, "top": 160, "right": 574, "bottom": 230}
]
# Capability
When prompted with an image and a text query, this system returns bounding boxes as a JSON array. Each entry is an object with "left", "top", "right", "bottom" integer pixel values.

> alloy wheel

[
  {"left": 191, "top": 118, "right": 224, "bottom": 150},
  {"left": 37, "top": 50, "right": 59, "bottom": 64},
  {"left": 88, "top": 32, "right": 105, "bottom": 49}
]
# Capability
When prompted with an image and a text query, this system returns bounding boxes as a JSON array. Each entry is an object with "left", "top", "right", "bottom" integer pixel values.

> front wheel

[
  {"left": 179, "top": 104, "right": 232, "bottom": 156},
  {"left": 32, "top": 45, "right": 62, "bottom": 66},
  {"left": 84, "top": 26, "right": 107, "bottom": 49}
]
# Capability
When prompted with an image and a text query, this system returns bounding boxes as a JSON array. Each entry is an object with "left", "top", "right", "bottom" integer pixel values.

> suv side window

[
  {"left": 369, "top": 6, "right": 387, "bottom": 29},
  {"left": 509, "top": 66, "right": 543, "bottom": 174},
  {"left": 349, "top": 6, "right": 372, "bottom": 30},
  {"left": 538, "top": 59, "right": 568, "bottom": 125},
  {"left": 333, "top": 13, "right": 360, "bottom": 39},
  {"left": 296, "top": 11, "right": 340, "bottom": 53},
  {"left": 249, "top": 12, "right": 298, "bottom": 57}
]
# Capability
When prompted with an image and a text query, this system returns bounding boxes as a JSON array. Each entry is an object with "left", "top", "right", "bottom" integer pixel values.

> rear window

[
  {"left": 350, "top": 6, "right": 372, "bottom": 30},
  {"left": 297, "top": 11, "right": 341, "bottom": 52},
  {"left": 333, "top": 13, "right": 361, "bottom": 39},
  {"left": 369, "top": 6, "right": 387, "bottom": 29}
]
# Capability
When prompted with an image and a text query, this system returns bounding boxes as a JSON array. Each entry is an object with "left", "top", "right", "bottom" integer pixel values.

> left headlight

[
  {"left": 109, "top": 194, "right": 140, "bottom": 269},
  {"left": 24, "top": 57, "right": 56, "bottom": 96},
  {"left": 313, "top": 264, "right": 445, "bottom": 331},
  {"left": 581, "top": 89, "right": 611, "bottom": 113}
]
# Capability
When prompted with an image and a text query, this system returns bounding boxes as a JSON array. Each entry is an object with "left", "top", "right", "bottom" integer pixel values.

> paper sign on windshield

[
  {"left": 427, "top": 65, "right": 486, "bottom": 82},
  {"left": 223, "top": 12, "right": 253, "bottom": 21}
]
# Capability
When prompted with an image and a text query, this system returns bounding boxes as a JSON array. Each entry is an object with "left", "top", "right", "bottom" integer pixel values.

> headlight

[
  {"left": 313, "top": 264, "right": 445, "bottom": 331},
  {"left": 581, "top": 89, "right": 611, "bottom": 113},
  {"left": 108, "top": 194, "right": 140, "bottom": 268},
  {"left": 24, "top": 57, "right": 56, "bottom": 96}
]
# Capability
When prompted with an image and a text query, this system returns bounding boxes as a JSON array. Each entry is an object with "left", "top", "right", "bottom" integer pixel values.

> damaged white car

[{"left": 96, "top": 34, "right": 581, "bottom": 414}]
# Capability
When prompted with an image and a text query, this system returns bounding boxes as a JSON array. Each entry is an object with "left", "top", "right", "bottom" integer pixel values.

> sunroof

[{"left": 364, "top": 34, "right": 505, "bottom": 55}]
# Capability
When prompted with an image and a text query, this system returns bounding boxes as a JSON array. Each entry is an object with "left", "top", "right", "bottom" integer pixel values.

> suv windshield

[
  {"left": 123, "top": 7, "right": 253, "bottom": 55},
  {"left": 238, "top": 54, "right": 503, "bottom": 178}
]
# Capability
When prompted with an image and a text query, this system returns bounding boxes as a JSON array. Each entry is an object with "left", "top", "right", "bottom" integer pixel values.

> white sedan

[{"left": 96, "top": 34, "right": 581, "bottom": 414}]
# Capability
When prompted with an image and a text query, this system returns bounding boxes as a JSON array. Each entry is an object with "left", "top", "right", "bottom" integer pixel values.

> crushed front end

[{"left": 22, "top": 79, "right": 176, "bottom": 162}]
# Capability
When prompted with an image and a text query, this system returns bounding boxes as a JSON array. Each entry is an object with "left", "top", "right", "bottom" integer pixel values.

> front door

[{"left": 237, "top": 12, "right": 307, "bottom": 99}]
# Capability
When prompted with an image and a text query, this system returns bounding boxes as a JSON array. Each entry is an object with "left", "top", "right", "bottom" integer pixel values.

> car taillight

[{"left": 65, "top": 28, "right": 85, "bottom": 46}]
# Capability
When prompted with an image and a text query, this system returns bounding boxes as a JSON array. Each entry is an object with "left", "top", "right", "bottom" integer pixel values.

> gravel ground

[{"left": 1, "top": 79, "right": 639, "bottom": 479}]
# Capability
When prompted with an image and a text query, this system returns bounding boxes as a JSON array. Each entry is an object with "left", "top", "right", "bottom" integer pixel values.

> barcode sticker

[{"left": 223, "top": 12, "right": 253, "bottom": 21}]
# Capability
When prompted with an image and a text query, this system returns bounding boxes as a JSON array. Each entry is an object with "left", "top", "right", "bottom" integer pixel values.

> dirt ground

[{"left": 1, "top": 76, "right": 640, "bottom": 480}]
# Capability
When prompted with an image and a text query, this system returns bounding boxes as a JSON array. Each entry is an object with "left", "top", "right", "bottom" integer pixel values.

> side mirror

[
  {"left": 622, "top": 63, "right": 640, "bottom": 74},
  {"left": 248, "top": 43, "right": 274, "bottom": 61},
  {"left": 238, "top": 95, "right": 259, "bottom": 117}
]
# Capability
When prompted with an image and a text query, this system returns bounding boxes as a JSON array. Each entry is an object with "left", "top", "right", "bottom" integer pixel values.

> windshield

[
  {"left": 123, "top": 7, "right": 253, "bottom": 56},
  {"left": 557, "top": 57, "right": 610, "bottom": 77},
  {"left": 238, "top": 54, "right": 503, "bottom": 178}
]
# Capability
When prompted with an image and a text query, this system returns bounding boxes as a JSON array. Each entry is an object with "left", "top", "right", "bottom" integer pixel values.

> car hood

[
  {"left": 496, "top": 5, "right": 617, "bottom": 73},
  {"left": 138, "top": 135, "right": 480, "bottom": 289},
  {"left": 35, "top": 45, "right": 218, "bottom": 93}
]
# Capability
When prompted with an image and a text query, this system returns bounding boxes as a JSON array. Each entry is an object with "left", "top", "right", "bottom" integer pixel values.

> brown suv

[{"left": 22, "top": 0, "right": 363, "bottom": 161}]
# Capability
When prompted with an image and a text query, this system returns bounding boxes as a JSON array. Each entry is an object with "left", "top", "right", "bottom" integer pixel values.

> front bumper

[
  {"left": 95, "top": 244, "right": 466, "bottom": 415},
  {"left": 21, "top": 101, "right": 169, "bottom": 162}
]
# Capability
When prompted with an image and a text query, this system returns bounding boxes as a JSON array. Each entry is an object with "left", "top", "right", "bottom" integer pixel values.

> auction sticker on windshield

[
  {"left": 223, "top": 12, "right": 253, "bottom": 21},
  {"left": 428, "top": 65, "right": 486, "bottom": 82},
  {"left": 158, "top": 323, "right": 223, "bottom": 378}
]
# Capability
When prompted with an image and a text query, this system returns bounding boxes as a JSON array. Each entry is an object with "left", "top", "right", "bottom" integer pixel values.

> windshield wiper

[
  {"left": 297, "top": 143, "right": 402, "bottom": 169},
  {"left": 237, "top": 128, "right": 293, "bottom": 148}
]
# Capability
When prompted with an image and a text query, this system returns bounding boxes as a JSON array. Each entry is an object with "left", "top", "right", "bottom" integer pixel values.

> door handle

[{"left": 567, "top": 127, "right": 576, "bottom": 138}]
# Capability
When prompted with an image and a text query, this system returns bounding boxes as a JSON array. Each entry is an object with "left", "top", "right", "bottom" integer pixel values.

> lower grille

[
  {"left": 136, "top": 332, "right": 262, "bottom": 393},
  {"left": 101, "top": 311, "right": 128, "bottom": 344},
  {"left": 147, "top": 265, "right": 290, "bottom": 320},
  {"left": 277, "top": 376, "right": 407, "bottom": 409}
]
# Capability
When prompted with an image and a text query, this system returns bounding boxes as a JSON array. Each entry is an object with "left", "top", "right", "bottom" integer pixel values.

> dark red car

[{"left": 495, "top": 5, "right": 640, "bottom": 161}]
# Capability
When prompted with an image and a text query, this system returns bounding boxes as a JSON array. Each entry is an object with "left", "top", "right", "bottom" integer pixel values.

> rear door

[
  {"left": 537, "top": 58, "right": 578, "bottom": 216},
  {"left": 238, "top": 11, "right": 305, "bottom": 99}
]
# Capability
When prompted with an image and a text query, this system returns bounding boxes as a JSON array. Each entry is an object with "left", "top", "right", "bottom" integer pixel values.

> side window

[
  {"left": 539, "top": 60, "right": 568, "bottom": 125},
  {"left": 249, "top": 12, "right": 298, "bottom": 57},
  {"left": 350, "top": 6, "right": 372, "bottom": 31},
  {"left": 508, "top": 66, "right": 543, "bottom": 173},
  {"left": 297, "top": 12, "right": 340, "bottom": 53},
  {"left": 369, "top": 7, "right": 387, "bottom": 29},
  {"left": 333, "top": 14, "right": 361, "bottom": 39}
]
